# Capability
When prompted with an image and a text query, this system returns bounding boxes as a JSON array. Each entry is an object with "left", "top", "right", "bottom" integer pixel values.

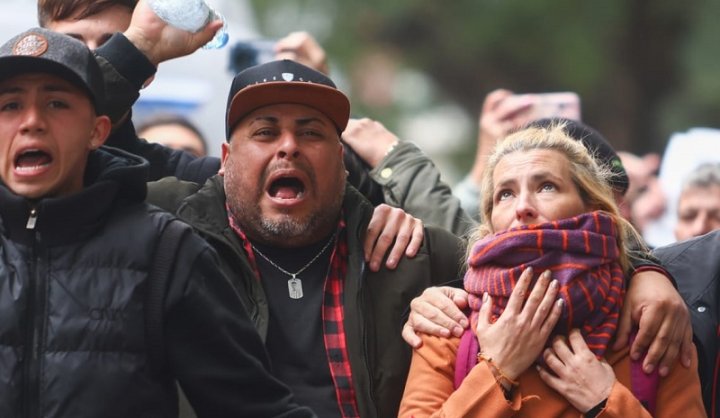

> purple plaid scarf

[{"left": 465, "top": 211, "right": 625, "bottom": 358}]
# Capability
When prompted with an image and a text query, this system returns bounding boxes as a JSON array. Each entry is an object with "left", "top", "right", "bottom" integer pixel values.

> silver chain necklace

[{"left": 251, "top": 233, "right": 336, "bottom": 300}]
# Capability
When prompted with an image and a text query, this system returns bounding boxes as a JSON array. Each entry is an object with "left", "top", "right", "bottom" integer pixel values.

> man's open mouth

[
  {"left": 15, "top": 149, "right": 52, "bottom": 173},
  {"left": 268, "top": 176, "right": 306, "bottom": 199}
]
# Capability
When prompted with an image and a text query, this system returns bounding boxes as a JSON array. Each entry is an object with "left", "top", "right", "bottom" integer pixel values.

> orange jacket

[{"left": 399, "top": 333, "right": 706, "bottom": 418}]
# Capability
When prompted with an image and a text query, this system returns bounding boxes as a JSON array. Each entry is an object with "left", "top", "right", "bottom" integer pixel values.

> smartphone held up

[{"left": 509, "top": 92, "right": 582, "bottom": 122}]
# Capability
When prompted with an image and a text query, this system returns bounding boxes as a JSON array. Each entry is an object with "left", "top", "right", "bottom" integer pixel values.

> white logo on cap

[
  {"left": 13, "top": 34, "right": 48, "bottom": 57},
  {"left": 281, "top": 73, "right": 294, "bottom": 82}
]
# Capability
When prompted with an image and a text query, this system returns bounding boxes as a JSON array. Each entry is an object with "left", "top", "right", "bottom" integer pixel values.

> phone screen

[{"left": 511, "top": 92, "right": 582, "bottom": 122}]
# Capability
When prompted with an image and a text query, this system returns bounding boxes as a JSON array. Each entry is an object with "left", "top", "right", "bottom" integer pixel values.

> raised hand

[
  {"left": 274, "top": 32, "right": 329, "bottom": 75},
  {"left": 123, "top": 0, "right": 224, "bottom": 66},
  {"left": 342, "top": 118, "right": 400, "bottom": 168}
]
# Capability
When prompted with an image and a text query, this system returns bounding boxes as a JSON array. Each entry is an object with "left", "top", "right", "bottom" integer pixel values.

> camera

[{"left": 509, "top": 92, "right": 582, "bottom": 121}]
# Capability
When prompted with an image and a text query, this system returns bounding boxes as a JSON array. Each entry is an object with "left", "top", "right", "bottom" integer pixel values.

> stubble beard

[{"left": 225, "top": 162, "right": 345, "bottom": 247}]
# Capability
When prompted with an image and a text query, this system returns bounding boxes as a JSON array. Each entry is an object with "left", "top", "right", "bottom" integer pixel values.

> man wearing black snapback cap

[
  {"left": 0, "top": 28, "right": 314, "bottom": 418},
  {"left": 150, "top": 59, "right": 465, "bottom": 418}
]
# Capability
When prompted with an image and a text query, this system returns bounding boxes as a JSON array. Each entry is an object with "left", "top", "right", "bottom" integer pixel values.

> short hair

[
  {"left": 38, "top": 0, "right": 138, "bottom": 27},
  {"left": 471, "top": 122, "right": 641, "bottom": 272},
  {"left": 136, "top": 114, "right": 208, "bottom": 155},
  {"left": 680, "top": 162, "right": 720, "bottom": 194}
]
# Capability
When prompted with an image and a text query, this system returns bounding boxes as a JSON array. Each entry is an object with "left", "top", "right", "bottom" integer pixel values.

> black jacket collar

[{"left": 0, "top": 146, "right": 149, "bottom": 246}]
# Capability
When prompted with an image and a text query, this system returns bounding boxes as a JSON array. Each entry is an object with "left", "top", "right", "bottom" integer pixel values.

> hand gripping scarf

[{"left": 464, "top": 211, "right": 625, "bottom": 359}]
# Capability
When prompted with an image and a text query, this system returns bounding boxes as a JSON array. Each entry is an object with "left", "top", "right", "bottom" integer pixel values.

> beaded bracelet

[{"left": 477, "top": 352, "right": 519, "bottom": 390}]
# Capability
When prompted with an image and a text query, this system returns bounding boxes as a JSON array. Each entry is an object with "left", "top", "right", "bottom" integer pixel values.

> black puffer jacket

[
  {"left": 0, "top": 147, "right": 313, "bottom": 418},
  {"left": 654, "top": 231, "right": 720, "bottom": 418}
]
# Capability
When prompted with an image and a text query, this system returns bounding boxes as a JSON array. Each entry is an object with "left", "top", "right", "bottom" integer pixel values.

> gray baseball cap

[{"left": 0, "top": 27, "right": 105, "bottom": 114}]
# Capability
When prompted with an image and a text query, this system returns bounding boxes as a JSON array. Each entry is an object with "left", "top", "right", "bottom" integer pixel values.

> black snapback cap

[
  {"left": 0, "top": 27, "right": 105, "bottom": 115},
  {"left": 225, "top": 59, "right": 350, "bottom": 140}
]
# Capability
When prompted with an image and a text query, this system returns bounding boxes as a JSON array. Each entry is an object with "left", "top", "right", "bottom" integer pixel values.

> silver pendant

[{"left": 288, "top": 277, "right": 303, "bottom": 299}]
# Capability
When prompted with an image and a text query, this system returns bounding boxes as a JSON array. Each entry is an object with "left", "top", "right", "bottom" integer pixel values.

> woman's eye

[
  {"left": 541, "top": 183, "right": 556, "bottom": 192},
  {"left": 497, "top": 190, "right": 513, "bottom": 201}
]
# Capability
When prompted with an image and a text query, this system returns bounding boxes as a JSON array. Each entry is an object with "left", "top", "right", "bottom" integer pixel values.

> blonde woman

[{"left": 399, "top": 124, "right": 705, "bottom": 417}]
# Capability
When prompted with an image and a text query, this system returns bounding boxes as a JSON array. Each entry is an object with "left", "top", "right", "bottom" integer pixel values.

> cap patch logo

[
  {"left": 281, "top": 72, "right": 294, "bottom": 82},
  {"left": 13, "top": 34, "right": 48, "bottom": 57}
]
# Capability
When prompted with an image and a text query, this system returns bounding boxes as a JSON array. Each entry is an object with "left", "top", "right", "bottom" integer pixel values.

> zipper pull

[{"left": 26, "top": 208, "right": 37, "bottom": 230}]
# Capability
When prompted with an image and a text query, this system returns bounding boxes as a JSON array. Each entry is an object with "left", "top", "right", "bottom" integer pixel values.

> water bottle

[{"left": 146, "top": 0, "right": 229, "bottom": 49}]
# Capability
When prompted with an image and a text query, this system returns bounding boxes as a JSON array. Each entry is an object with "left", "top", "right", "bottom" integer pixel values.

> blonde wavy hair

[{"left": 469, "top": 122, "right": 643, "bottom": 272}]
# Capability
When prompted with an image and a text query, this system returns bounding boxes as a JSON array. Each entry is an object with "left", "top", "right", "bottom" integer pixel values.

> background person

[
  {"left": 137, "top": 113, "right": 208, "bottom": 157},
  {"left": 38, "top": 0, "right": 136, "bottom": 50},
  {"left": 617, "top": 150, "right": 666, "bottom": 234},
  {"left": 674, "top": 162, "right": 720, "bottom": 242}
]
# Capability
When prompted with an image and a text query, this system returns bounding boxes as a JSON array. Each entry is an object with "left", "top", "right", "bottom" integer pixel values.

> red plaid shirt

[{"left": 228, "top": 210, "right": 360, "bottom": 418}]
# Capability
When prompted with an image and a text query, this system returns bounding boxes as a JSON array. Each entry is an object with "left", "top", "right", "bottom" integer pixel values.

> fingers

[
  {"left": 402, "top": 320, "right": 423, "bottom": 348},
  {"left": 436, "top": 287, "right": 470, "bottom": 330},
  {"left": 364, "top": 204, "right": 395, "bottom": 271},
  {"left": 479, "top": 89, "right": 523, "bottom": 142},
  {"left": 612, "top": 295, "right": 632, "bottom": 351},
  {"left": 527, "top": 272, "right": 559, "bottom": 328},
  {"left": 654, "top": 336, "right": 680, "bottom": 377},
  {"left": 381, "top": 215, "right": 412, "bottom": 271},
  {"left": 476, "top": 292, "right": 493, "bottom": 330},
  {"left": 679, "top": 326, "right": 694, "bottom": 369},
  {"left": 540, "top": 297, "right": 564, "bottom": 336},
  {"left": 543, "top": 333, "right": 583, "bottom": 379},
  {"left": 630, "top": 306, "right": 663, "bottom": 374},
  {"left": 363, "top": 205, "right": 422, "bottom": 271},
  {"left": 340, "top": 118, "right": 399, "bottom": 167},
  {"left": 537, "top": 364, "right": 563, "bottom": 391},
  {"left": 643, "top": 313, "right": 681, "bottom": 376},
  {"left": 408, "top": 288, "right": 469, "bottom": 338},
  {"left": 481, "top": 89, "right": 513, "bottom": 114},
  {"left": 505, "top": 267, "right": 533, "bottom": 313},
  {"left": 273, "top": 31, "right": 329, "bottom": 74},
  {"left": 408, "top": 217, "right": 425, "bottom": 260},
  {"left": 542, "top": 347, "right": 564, "bottom": 376},
  {"left": 448, "top": 287, "right": 470, "bottom": 310},
  {"left": 623, "top": 269, "right": 691, "bottom": 375},
  {"left": 551, "top": 334, "right": 575, "bottom": 361},
  {"left": 403, "top": 215, "right": 424, "bottom": 259},
  {"left": 567, "top": 329, "right": 594, "bottom": 356},
  {"left": 340, "top": 118, "right": 364, "bottom": 145},
  {"left": 523, "top": 270, "right": 550, "bottom": 316},
  {"left": 665, "top": 301, "right": 693, "bottom": 370},
  {"left": 493, "top": 94, "right": 534, "bottom": 121},
  {"left": 363, "top": 204, "right": 385, "bottom": 265}
]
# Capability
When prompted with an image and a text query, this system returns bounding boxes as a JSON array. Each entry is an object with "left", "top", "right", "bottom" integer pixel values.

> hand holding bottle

[{"left": 124, "top": 0, "right": 225, "bottom": 66}]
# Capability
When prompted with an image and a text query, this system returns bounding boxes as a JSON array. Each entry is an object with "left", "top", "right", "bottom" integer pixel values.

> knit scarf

[{"left": 465, "top": 211, "right": 625, "bottom": 358}]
